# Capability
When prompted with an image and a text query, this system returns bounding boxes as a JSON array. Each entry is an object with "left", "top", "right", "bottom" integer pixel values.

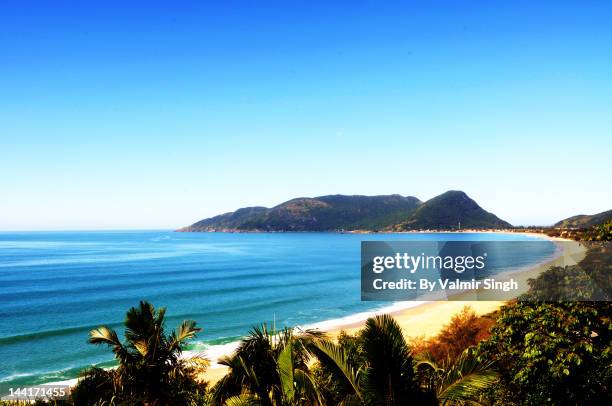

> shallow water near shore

[{"left": 0, "top": 230, "right": 554, "bottom": 390}]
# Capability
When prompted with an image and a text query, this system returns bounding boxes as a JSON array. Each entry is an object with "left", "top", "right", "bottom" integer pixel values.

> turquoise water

[{"left": 0, "top": 231, "right": 554, "bottom": 390}]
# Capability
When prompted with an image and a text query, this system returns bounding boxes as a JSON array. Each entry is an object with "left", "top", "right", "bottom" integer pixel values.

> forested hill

[
  {"left": 554, "top": 209, "right": 612, "bottom": 229},
  {"left": 178, "top": 191, "right": 512, "bottom": 232}
]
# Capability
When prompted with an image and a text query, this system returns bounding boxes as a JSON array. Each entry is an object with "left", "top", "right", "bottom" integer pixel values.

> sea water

[{"left": 0, "top": 231, "right": 555, "bottom": 389}]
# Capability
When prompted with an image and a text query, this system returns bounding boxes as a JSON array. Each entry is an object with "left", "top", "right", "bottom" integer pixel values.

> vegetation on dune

[
  {"left": 310, "top": 313, "right": 501, "bottom": 406},
  {"left": 585, "top": 219, "right": 612, "bottom": 241},
  {"left": 520, "top": 220, "right": 612, "bottom": 301},
  {"left": 476, "top": 301, "right": 611, "bottom": 405},
  {"left": 15, "top": 301, "right": 610, "bottom": 405},
  {"left": 60, "top": 308, "right": 498, "bottom": 405},
  {"left": 473, "top": 219, "right": 611, "bottom": 405},
  {"left": 486, "top": 219, "right": 612, "bottom": 404},
  {"left": 527, "top": 217, "right": 612, "bottom": 241},
  {"left": 312, "top": 314, "right": 435, "bottom": 405},
  {"left": 410, "top": 306, "right": 494, "bottom": 365},
  {"left": 521, "top": 242, "right": 611, "bottom": 301}
]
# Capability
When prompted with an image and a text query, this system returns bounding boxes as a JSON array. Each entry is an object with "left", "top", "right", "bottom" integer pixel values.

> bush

[
  {"left": 477, "top": 301, "right": 611, "bottom": 405},
  {"left": 411, "top": 306, "right": 494, "bottom": 364}
]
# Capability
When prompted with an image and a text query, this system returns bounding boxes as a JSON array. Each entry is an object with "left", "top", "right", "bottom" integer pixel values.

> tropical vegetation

[
  {"left": 72, "top": 301, "right": 209, "bottom": 405},
  {"left": 6, "top": 299, "right": 610, "bottom": 405},
  {"left": 476, "top": 301, "right": 611, "bottom": 405},
  {"left": 211, "top": 325, "right": 324, "bottom": 405}
]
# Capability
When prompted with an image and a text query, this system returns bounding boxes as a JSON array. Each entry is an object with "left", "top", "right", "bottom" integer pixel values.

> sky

[{"left": 0, "top": 1, "right": 611, "bottom": 230}]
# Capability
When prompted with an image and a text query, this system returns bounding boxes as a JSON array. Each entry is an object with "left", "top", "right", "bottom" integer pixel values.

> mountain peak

[{"left": 397, "top": 191, "right": 511, "bottom": 230}]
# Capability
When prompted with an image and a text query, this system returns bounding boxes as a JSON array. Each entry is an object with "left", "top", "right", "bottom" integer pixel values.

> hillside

[
  {"left": 554, "top": 209, "right": 612, "bottom": 229},
  {"left": 395, "top": 191, "right": 512, "bottom": 230},
  {"left": 179, "top": 194, "right": 421, "bottom": 232},
  {"left": 178, "top": 191, "right": 512, "bottom": 232}
]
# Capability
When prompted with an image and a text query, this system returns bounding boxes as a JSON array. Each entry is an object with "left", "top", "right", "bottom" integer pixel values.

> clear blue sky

[{"left": 1, "top": 1, "right": 610, "bottom": 230}]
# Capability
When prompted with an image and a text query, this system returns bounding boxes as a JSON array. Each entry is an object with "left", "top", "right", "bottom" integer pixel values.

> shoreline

[
  {"left": 201, "top": 232, "right": 585, "bottom": 383},
  {"left": 176, "top": 228, "right": 553, "bottom": 234},
  {"left": 23, "top": 232, "right": 587, "bottom": 388}
]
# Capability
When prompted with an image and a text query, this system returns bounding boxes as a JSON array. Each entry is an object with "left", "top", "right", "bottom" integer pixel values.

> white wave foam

[
  {"left": 183, "top": 341, "right": 241, "bottom": 368},
  {"left": 0, "top": 372, "right": 35, "bottom": 383},
  {"left": 299, "top": 301, "right": 429, "bottom": 332}
]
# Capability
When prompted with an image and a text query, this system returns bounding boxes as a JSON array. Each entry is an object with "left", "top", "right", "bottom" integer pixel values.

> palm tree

[
  {"left": 312, "top": 314, "right": 435, "bottom": 405},
  {"left": 360, "top": 314, "right": 423, "bottom": 405},
  {"left": 211, "top": 324, "right": 324, "bottom": 406},
  {"left": 415, "top": 348, "right": 498, "bottom": 406},
  {"left": 77, "top": 301, "right": 207, "bottom": 405}
]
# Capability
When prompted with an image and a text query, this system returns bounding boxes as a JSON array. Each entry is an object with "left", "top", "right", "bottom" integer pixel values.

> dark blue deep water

[{"left": 0, "top": 231, "right": 554, "bottom": 389}]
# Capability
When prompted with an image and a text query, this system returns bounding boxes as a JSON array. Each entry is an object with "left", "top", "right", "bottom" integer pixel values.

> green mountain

[
  {"left": 179, "top": 194, "right": 422, "bottom": 232},
  {"left": 554, "top": 209, "right": 612, "bottom": 229},
  {"left": 179, "top": 191, "right": 512, "bottom": 232},
  {"left": 395, "top": 190, "right": 511, "bottom": 230}
]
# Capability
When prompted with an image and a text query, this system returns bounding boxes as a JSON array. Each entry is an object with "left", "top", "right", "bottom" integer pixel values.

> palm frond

[
  {"left": 177, "top": 320, "right": 201, "bottom": 341},
  {"left": 277, "top": 339, "right": 295, "bottom": 402},
  {"left": 155, "top": 305, "right": 167, "bottom": 327},
  {"left": 361, "top": 314, "right": 417, "bottom": 403},
  {"left": 294, "top": 369, "right": 323, "bottom": 406},
  {"left": 124, "top": 301, "right": 160, "bottom": 345},
  {"left": 89, "top": 326, "right": 122, "bottom": 347},
  {"left": 211, "top": 365, "right": 245, "bottom": 406},
  {"left": 438, "top": 372, "right": 498, "bottom": 405},
  {"left": 414, "top": 354, "right": 440, "bottom": 373},
  {"left": 310, "top": 339, "right": 363, "bottom": 403},
  {"left": 131, "top": 338, "right": 149, "bottom": 356},
  {"left": 183, "top": 355, "right": 210, "bottom": 369},
  {"left": 436, "top": 349, "right": 499, "bottom": 405},
  {"left": 337, "top": 394, "right": 364, "bottom": 406},
  {"left": 168, "top": 320, "right": 201, "bottom": 352},
  {"left": 218, "top": 355, "right": 236, "bottom": 368},
  {"left": 224, "top": 393, "right": 265, "bottom": 406},
  {"left": 89, "top": 326, "right": 130, "bottom": 364}
]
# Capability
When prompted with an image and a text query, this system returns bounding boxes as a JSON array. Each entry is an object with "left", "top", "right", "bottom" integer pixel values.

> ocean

[{"left": 0, "top": 231, "right": 556, "bottom": 390}]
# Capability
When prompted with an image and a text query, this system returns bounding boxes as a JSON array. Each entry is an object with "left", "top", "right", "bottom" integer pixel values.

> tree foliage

[
  {"left": 211, "top": 324, "right": 324, "bottom": 406},
  {"left": 477, "top": 301, "right": 611, "bottom": 405},
  {"left": 416, "top": 348, "right": 498, "bottom": 405},
  {"left": 585, "top": 220, "right": 612, "bottom": 241},
  {"left": 73, "top": 301, "right": 208, "bottom": 405},
  {"left": 521, "top": 241, "right": 611, "bottom": 301},
  {"left": 411, "top": 306, "right": 494, "bottom": 364},
  {"left": 313, "top": 315, "right": 440, "bottom": 405}
]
